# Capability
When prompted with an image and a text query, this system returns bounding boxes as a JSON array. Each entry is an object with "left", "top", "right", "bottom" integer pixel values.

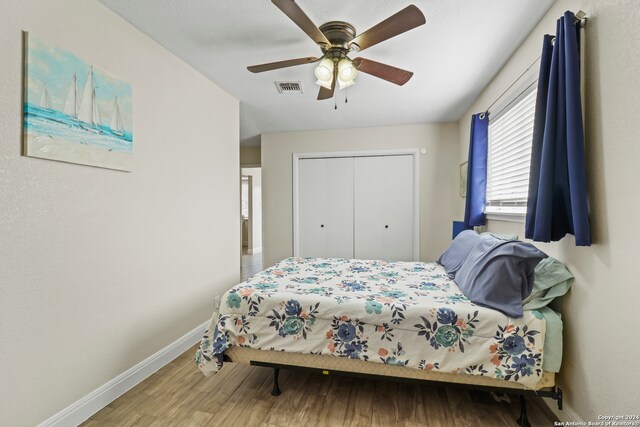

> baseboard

[
  {"left": 37, "top": 320, "right": 208, "bottom": 427},
  {"left": 248, "top": 247, "right": 262, "bottom": 254},
  {"left": 543, "top": 397, "right": 584, "bottom": 424}
]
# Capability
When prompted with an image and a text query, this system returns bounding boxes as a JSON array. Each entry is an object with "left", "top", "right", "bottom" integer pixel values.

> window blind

[{"left": 486, "top": 86, "right": 537, "bottom": 213}]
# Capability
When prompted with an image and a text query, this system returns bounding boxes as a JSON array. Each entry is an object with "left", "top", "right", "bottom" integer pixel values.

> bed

[{"left": 196, "top": 256, "right": 564, "bottom": 426}]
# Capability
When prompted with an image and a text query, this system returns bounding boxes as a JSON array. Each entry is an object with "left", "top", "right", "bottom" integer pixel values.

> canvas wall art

[{"left": 23, "top": 33, "right": 133, "bottom": 171}]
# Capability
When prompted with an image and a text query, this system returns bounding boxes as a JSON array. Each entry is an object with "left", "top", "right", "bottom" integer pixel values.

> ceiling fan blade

[
  {"left": 350, "top": 5, "right": 426, "bottom": 52},
  {"left": 272, "top": 0, "right": 331, "bottom": 48},
  {"left": 353, "top": 57, "right": 414, "bottom": 86},
  {"left": 247, "top": 57, "right": 319, "bottom": 73},
  {"left": 317, "top": 64, "right": 337, "bottom": 100},
  {"left": 317, "top": 85, "right": 334, "bottom": 101}
]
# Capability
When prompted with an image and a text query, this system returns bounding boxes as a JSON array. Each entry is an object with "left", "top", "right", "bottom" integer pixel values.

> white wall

[
  {"left": 458, "top": 0, "right": 640, "bottom": 420},
  {"left": 0, "top": 1, "right": 240, "bottom": 426},
  {"left": 262, "top": 124, "right": 459, "bottom": 268}
]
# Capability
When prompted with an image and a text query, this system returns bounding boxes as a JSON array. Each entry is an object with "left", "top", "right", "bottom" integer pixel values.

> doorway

[{"left": 240, "top": 167, "right": 262, "bottom": 280}]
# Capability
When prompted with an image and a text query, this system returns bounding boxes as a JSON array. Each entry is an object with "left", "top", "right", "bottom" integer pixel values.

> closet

[{"left": 294, "top": 151, "right": 418, "bottom": 262}]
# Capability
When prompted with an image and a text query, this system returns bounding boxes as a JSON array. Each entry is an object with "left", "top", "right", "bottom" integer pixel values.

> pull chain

[{"left": 332, "top": 87, "right": 351, "bottom": 109}]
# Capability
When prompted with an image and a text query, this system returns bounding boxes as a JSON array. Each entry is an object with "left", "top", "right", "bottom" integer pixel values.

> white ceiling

[{"left": 98, "top": 0, "right": 554, "bottom": 146}]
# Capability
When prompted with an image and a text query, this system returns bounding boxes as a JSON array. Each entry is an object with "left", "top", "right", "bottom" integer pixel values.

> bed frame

[{"left": 224, "top": 347, "right": 563, "bottom": 427}]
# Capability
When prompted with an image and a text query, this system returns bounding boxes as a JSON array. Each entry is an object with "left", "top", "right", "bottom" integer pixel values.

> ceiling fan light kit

[
  {"left": 248, "top": 0, "right": 426, "bottom": 101},
  {"left": 314, "top": 57, "right": 335, "bottom": 89},
  {"left": 337, "top": 58, "right": 357, "bottom": 89}
]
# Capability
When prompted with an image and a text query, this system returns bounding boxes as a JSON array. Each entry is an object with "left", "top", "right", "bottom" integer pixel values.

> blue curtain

[
  {"left": 464, "top": 113, "right": 488, "bottom": 226},
  {"left": 525, "top": 11, "right": 591, "bottom": 246}
]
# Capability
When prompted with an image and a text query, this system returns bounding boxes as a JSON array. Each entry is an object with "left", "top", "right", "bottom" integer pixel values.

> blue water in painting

[{"left": 24, "top": 103, "right": 133, "bottom": 153}]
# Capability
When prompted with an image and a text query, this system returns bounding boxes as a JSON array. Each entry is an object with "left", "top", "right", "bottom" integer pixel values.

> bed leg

[
  {"left": 517, "top": 395, "right": 531, "bottom": 427},
  {"left": 553, "top": 387, "right": 564, "bottom": 410},
  {"left": 271, "top": 368, "right": 281, "bottom": 396}
]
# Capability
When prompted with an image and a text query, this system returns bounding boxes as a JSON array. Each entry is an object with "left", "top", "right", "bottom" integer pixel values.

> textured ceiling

[{"left": 99, "top": 0, "right": 554, "bottom": 146}]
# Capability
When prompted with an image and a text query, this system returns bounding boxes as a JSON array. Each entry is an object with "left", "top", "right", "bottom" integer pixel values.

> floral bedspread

[{"left": 196, "top": 257, "right": 546, "bottom": 387}]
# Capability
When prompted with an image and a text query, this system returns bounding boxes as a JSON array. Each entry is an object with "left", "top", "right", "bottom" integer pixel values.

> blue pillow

[
  {"left": 437, "top": 230, "right": 481, "bottom": 277},
  {"left": 454, "top": 235, "right": 547, "bottom": 318}
]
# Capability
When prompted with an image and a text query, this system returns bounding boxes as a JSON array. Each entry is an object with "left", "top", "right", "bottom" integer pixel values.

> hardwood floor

[
  {"left": 241, "top": 248, "right": 262, "bottom": 281},
  {"left": 82, "top": 344, "right": 558, "bottom": 426}
]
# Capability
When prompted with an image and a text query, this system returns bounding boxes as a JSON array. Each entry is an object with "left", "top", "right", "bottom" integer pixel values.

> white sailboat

[
  {"left": 92, "top": 88, "right": 102, "bottom": 127},
  {"left": 39, "top": 84, "right": 52, "bottom": 110},
  {"left": 110, "top": 96, "right": 125, "bottom": 137},
  {"left": 63, "top": 72, "right": 79, "bottom": 118},
  {"left": 77, "top": 66, "right": 102, "bottom": 133}
]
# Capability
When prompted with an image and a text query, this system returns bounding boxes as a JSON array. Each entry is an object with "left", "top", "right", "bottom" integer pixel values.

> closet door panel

[
  {"left": 298, "top": 158, "right": 354, "bottom": 258},
  {"left": 324, "top": 158, "right": 354, "bottom": 258},
  {"left": 354, "top": 155, "right": 414, "bottom": 261},
  {"left": 353, "top": 156, "right": 385, "bottom": 259},
  {"left": 298, "top": 159, "right": 326, "bottom": 258},
  {"left": 380, "top": 155, "right": 414, "bottom": 261}
]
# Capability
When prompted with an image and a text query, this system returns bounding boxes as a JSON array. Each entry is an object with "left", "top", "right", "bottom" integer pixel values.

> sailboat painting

[{"left": 23, "top": 33, "right": 133, "bottom": 171}]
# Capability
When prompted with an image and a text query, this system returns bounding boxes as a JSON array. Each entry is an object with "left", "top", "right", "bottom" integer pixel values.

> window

[{"left": 485, "top": 83, "right": 537, "bottom": 217}]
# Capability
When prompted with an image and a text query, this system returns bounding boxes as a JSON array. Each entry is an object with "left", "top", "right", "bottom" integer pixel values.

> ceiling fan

[{"left": 247, "top": 1, "right": 426, "bottom": 101}]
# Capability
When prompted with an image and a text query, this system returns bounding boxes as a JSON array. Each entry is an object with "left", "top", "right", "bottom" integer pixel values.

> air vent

[{"left": 275, "top": 81, "right": 303, "bottom": 94}]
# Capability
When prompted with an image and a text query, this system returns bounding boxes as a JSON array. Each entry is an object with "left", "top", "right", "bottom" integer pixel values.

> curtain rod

[{"left": 482, "top": 10, "right": 587, "bottom": 117}]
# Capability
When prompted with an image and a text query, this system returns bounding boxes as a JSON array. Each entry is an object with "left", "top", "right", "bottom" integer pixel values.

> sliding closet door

[
  {"left": 354, "top": 155, "right": 415, "bottom": 261},
  {"left": 298, "top": 157, "right": 354, "bottom": 258}
]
